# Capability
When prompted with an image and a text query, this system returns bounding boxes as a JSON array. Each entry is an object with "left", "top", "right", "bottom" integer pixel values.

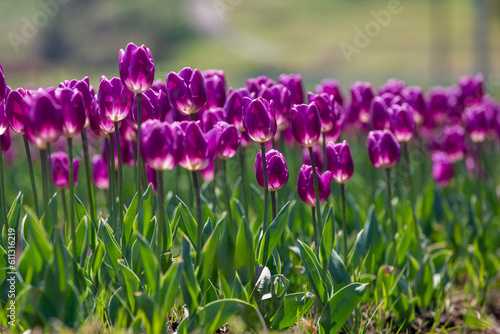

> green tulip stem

[
  {"left": 67, "top": 138, "right": 78, "bottom": 261},
  {"left": 386, "top": 168, "right": 396, "bottom": 242},
  {"left": 341, "top": 183, "right": 348, "bottom": 264},
  {"left": 238, "top": 143, "right": 248, "bottom": 217},
  {"left": 136, "top": 93, "right": 143, "bottom": 194},
  {"left": 40, "top": 148, "right": 49, "bottom": 211},
  {"left": 0, "top": 151, "right": 8, "bottom": 229},
  {"left": 61, "top": 189, "right": 69, "bottom": 239},
  {"left": 192, "top": 170, "right": 203, "bottom": 265},
  {"left": 108, "top": 137, "right": 116, "bottom": 229},
  {"left": 81, "top": 129, "right": 97, "bottom": 234},
  {"left": 114, "top": 122, "right": 124, "bottom": 232},
  {"left": 157, "top": 170, "right": 164, "bottom": 256},
  {"left": 23, "top": 135, "right": 40, "bottom": 216},
  {"left": 271, "top": 191, "right": 277, "bottom": 221},
  {"left": 308, "top": 146, "right": 322, "bottom": 257},
  {"left": 221, "top": 159, "right": 234, "bottom": 237},
  {"left": 403, "top": 142, "right": 415, "bottom": 204},
  {"left": 261, "top": 143, "right": 269, "bottom": 232}
]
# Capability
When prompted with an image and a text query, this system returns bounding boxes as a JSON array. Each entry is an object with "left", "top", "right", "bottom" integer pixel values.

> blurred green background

[{"left": 0, "top": 0, "right": 499, "bottom": 95}]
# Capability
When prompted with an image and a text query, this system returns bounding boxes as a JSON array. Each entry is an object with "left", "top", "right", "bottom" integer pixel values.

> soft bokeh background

[{"left": 1, "top": 0, "right": 499, "bottom": 96}]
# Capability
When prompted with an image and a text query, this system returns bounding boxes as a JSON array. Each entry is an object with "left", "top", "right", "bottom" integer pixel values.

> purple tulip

[
  {"left": 441, "top": 125, "right": 466, "bottom": 163},
  {"left": 459, "top": 74, "right": 484, "bottom": 106},
  {"left": 402, "top": 86, "right": 426, "bottom": 125},
  {"left": 351, "top": 81, "right": 375, "bottom": 123},
  {"left": 464, "top": 104, "right": 488, "bottom": 143},
  {"left": 119, "top": 43, "right": 155, "bottom": 94},
  {"left": 246, "top": 76, "right": 275, "bottom": 97},
  {"left": 326, "top": 140, "right": 354, "bottom": 184},
  {"left": 5, "top": 88, "right": 33, "bottom": 134},
  {"left": 315, "top": 79, "right": 344, "bottom": 107},
  {"left": 428, "top": 87, "right": 452, "bottom": 123},
  {"left": 101, "top": 137, "right": 134, "bottom": 169},
  {"left": 167, "top": 67, "right": 207, "bottom": 115},
  {"left": 202, "top": 107, "right": 225, "bottom": 131},
  {"left": 215, "top": 121, "right": 240, "bottom": 160},
  {"left": 379, "top": 79, "right": 405, "bottom": 96},
  {"left": 200, "top": 159, "right": 216, "bottom": 182},
  {"left": 51, "top": 151, "right": 80, "bottom": 189},
  {"left": 302, "top": 146, "right": 324, "bottom": 171},
  {"left": 370, "top": 96, "right": 390, "bottom": 131},
  {"left": 145, "top": 165, "right": 158, "bottom": 194},
  {"left": 26, "top": 90, "right": 63, "bottom": 149},
  {"left": 260, "top": 84, "right": 292, "bottom": 130},
  {"left": 92, "top": 155, "right": 109, "bottom": 190},
  {"left": 98, "top": 76, "right": 134, "bottom": 122},
  {"left": 0, "top": 128, "right": 11, "bottom": 152},
  {"left": 432, "top": 151, "right": 454, "bottom": 187},
  {"left": 255, "top": 149, "right": 289, "bottom": 192},
  {"left": 279, "top": 73, "right": 304, "bottom": 105},
  {"left": 0, "top": 103, "right": 8, "bottom": 136},
  {"left": 297, "top": 164, "right": 331, "bottom": 207},
  {"left": 243, "top": 97, "right": 277, "bottom": 143},
  {"left": 225, "top": 88, "right": 249, "bottom": 132},
  {"left": 367, "top": 130, "right": 401, "bottom": 169},
  {"left": 120, "top": 120, "right": 137, "bottom": 142},
  {"left": 390, "top": 103, "right": 415, "bottom": 142},
  {"left": 139, "top": 119, "right": 183, "bottom": 171},
  {"left": 308, "top": 92, "right": 337, "bottom": 133},
  {"left": 89, "top": 96, "right": 115, "bottom": 137},
  {"left": 56, "top": 87, "right": 86, "bottom": 138},
  {"left": 60, "top": 77, "right": 93, "bottom": 117},
  {"left": 127, "top": 88, "right": 164, "bottom": 128},
  {"left": 203, "top": 69, "right": 226, "bottom": 109},
  {"left": 0, "top": 64, "right": 6, "bottom": 105},
  {"left": 178, "top": 121, "right": 221, "bottom": 171},
  {"left": 290, "top": 103, "right": 321, "bottom": 147}
]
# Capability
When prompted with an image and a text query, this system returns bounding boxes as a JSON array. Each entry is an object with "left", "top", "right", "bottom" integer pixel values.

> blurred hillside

[{"left": 1, "top": 0, "right": 499, "bottom": 95}]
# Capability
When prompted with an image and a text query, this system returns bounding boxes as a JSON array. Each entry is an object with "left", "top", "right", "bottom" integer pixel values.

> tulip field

[{"left": 1, "top": 43, "right": 500, "bottom": 333}]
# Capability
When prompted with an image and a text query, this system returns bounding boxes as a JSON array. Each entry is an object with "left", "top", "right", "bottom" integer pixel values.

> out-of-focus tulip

[
  {"left": 297, "top": 164, "right": 331, "bottom": 207},
  {"left": 432, "top": 151, "right": 454, "bottom": 187},
  {"left": 291, "top": 103, "right": 321, "bottom": 147},
  {"left": 5, "top": 88, "right": 32, "bottom": 134},
  {"left": 215, "top": 121, "right": 240, "bottom": 160},
  {"left": 98, "top": 76, "right": 134, "bottom": 122},
  {"left": 0, "top": 128, "right": 11, "bottom": 152},
  {"left": 441, "top": 125, "right": 466, "bottom": 163},
  {"left": 459, "top": 74, "right": 483, "bottom": 106},
  {"left": 366, "top": 130, "right": 401, "bottom": 169},
  {"left": 200, "top": 159, "right": 215, "bottom": 183},
  {"left": 119, "top": 43, "right": 155, "bottom": 94},
  {"left": 139, "top": 119, "right": 183, "bottom": 171},
  {"left": 145, "top": 165, "right": 158, "bottom": 194},
  {"left": 402, "top": 86, "right": 425, "bottom": 125},
  {"left": 243, "top": 97, "right": 276, "bottom": 143},
  {"left": 57, "top": 87, "right": 86, "bottom": 138},
  {"left": 178, "top": 121, "right": 221, "bottom": 171},
  {"left": 351, "top": 81, "right": 375, "bottom": 123},
  {"left": 260, "top": 84, "right": 292, "bottom": 130},
  {"left": 315, "top": 79, "right": 344, "bottom": 107},
  {"left": 60, "top": 77, "right": 93, "bottom": 117},
  {"left": 326, "top": 140, "right": 354, "bottom": 184},
  {"left": 92, "top": 155, "right": 109, "bottom": 190},
  {"left": 370, "top": 96, "right": 390, "bottom": 131},
  {"left": 89, "top": 97, "right": 115, "bottom": 137},
  {"left": 203, "top": 69, "right": 226, "bottom": 109},
  {"left": 202, "top": 107, "right": 225, "bottom": 131},
  {"left": 308, "top": 92, "right": 337, "bottom": 133},
  {"left": 127, "top": 89, "right": 163, "bottom": 128},
  {"left": 0, "top": 63, "right": 6, "bottom": 105},
  {"left": 167, "top": 67, "right": 207, "bottom": 115},
  {"left": 246, "top": 76, "right": 275, "bottom": 97},
  {"left": 464, "top": 104, "right": 488, "bottom": 143},
  {"left": 279, "top": 73, "right": 303, "bottom": 105},
  {"left": 120, "top": 120, "right": 137, "bottom": 142},
  {"left": 302, "top": 146, "right": 323, "bottom": 171},
  {"left": 255, "top": 149, "right": 289, "bottom": 192},
  {"left": 390, "top": 103, "right": 415, "bottom": 142},
  {"left": 225, "top": 88, "right": 249, "bottom": 132},
  {"left": 51, "top": 151, "right": 80, "bottom": 189},
  {"left": 26, "top": 90, "right": 63, "bottom": 149},
  {"left": 428, "top": 86, "right": 453, "bottom": 123},
  {"left": 379, "top": 78, "right": 405, "bottom": 96}
]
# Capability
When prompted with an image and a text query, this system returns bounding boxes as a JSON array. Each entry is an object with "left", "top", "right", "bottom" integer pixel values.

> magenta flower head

[
  {"left": 167, "top": 67, "right": 207, "bottom": 115},
  {"left": 326, "top": 140, "right": 354, "bottom": 184},
  {"left": 60, "top": 77, "right": 93, "bottom": 117},
  {"left": 464, "top": 104, "right": 488, "bottom": 143},
  {"left": 0, "top": 103, "right": 8, "bottom": 136},
  {"left": 92, "top": 155, "right": 109, "bottom": 190},
  {"left": 98, "top": 76, "right": 134, "bottom": 122},
  {"left": 390, "top": 103, "right": 415, "bottom": 142},
  {"left": 367, "top": 130, "right": 401, "bottom": 169},
  {"left": 225, "top": 88, "right": 249, "bottom": 132},
  {"left": 279, "top": 73, "right": 304, "bottom": 105},
  {"left": 51, "top": 151, "right": 80, "bottom": 189},
  {"left": 178, "top": 121, "right": 221, "bottom": 171},
  {"left": 5, "top": 88, "right": 33, "bottom": 134},
  {"left": 243, "top": 97, "right": 277, "bottom": 143},
  {"left": 119, "top": 43, "right": 155, "bottom": 94},
  {"left": 56, "top": 87, "right": 86, "bottom": 138},
  {"left": 202, "top": 69, "right": 226, "bottom": 109},
  {"left": 89, "top": 97, "right": 115, "bottom": 137},
  {"left": 308, "top": 92, "right": 337, "bottom": 133},
  {"left": 432, "top": 151, "right": 454, "bottom": 187},
  {"left": 315, "top": 79, "right": 344, "bottom": 107},
  {"left": 202, "top": 107, "right": 225, "bottom": 131},
  {"left": 0, "top": 63, "right": 6, "bottom": 105},
  {"left": 26, "top": 90, "right": 63, "bottom": 149},
  {"left": 402, "top": 86, "right": 426, "bottom": 125},
  {"left": 297, "top": 164, "right": 331, "bottom": 207},
  {"left": 261, "top": 84, "right": 292, "bottom": 130},
  {"left": 255, "top": 149, "right": 289, "bottom": 192},
  {"left": 127, "top": 88, "right": 162, "bottom": 128},
  {"left": 441, "top": 125, "right": 466, "bottom": 163},
  {"left": 120, "top": 120, "right": 137, "bottom": 142},
  {"left": 246, "top": 76, "right": 275, "bottom": 97},
  {"left": 140, "top": 119, "right": 183, "bottom": 171},
  {"left": 0, "top": 129, "right": 11, "bottom": 152},
  {"left": 428, "top": 87, "right": 452, "bottom": 123},
  {"left": 370, "top": 96, "right": 390, "bottom": 131},
  {"left": 459, "top": 74, "right": 484, "bottom": 106},
  {"left": 302, "top": 145, "right": 323, "bottom": 171},
  {"left": 290, "top": 103, "right": 321, "bottom": 147},
  {"left": 351, "top": 81, "right": 375, "bottom": 123},
  {"left": 215, "top": 121, "right": 240, "bottom": 160},
  {"left": 379, "top": 79, "right": 406, "bottom": 96}
]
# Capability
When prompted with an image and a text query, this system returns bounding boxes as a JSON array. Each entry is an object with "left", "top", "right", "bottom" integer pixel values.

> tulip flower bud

[
  {"left": 60, "top": 77, "right": 93, "bottom": 117},
  {"left": 366, "top": 130, "right": 401, "bottom": 169},
  {"left": 98, "top": 76, "right": 134, "bottom": 123},
  {"left": 119, "top": 43, "right": 155, "bottom": 94},
  {"left": 428, "top": 87, "right": 452, "bottom": 124},
  {"left": 441, "top": 125, "right": 466, "bottom": 163},
  {"left": 51, "top": 151, "right": 80, "bottom": 189},
  {"left": 225, "top": 88, "right": 249, "bottom": 132},
  {"left": 89, "top": 96, "right": 115, "bottom": 137},
  {"left": 290, "top": 103, "right": 321, "bottom": 147},
  {"left": 246, "top": 76, "right": 275, "bottom": 97},
  {"left": 459, "top": 74, "right": 484, "bottom": 106},
  {"left": 308, "top": 92, "right": 337, "bottom": 133},
  {"left": 5, "top": 88, "right": 33, "bottom": 135},
  {"left": 203, "top": 69, "right": 226, "bottom": 109},
  {"left": 92, "top": 155, "right": 109, "bottom": 190},
  {"left": 255, "top": 149, "right": 289, "bottom": 192},
  {"left": 167, "top": 67, "right": 207, "bottom": 115},
  {"left": 56, "top": 87, "right": 86, "bottom": 138},
  {"left": 350, "top": 81, "right": 375, "bottom": 123},
  {"left": 401, "top": 86, "right": 426, "bottom": 125},
  {"left": 378, "top": 78, "right": 405, "bottom": 96},
  {"left": 215, "top": 121, "right": 240, "bottom": 160},
  {"left": 315, "top": 79, "right": 344, "bottom": 107},
  {"left": 297, "top": 164, "right": 331, "bottom": 207},
  {"left": 202, "top": 107, "right": 225, "bottom": 131},
  {"left": 26, "top": 90, "right": 63, "bottom": 149},
  {"left": 0, "top": 63, "right": 6, "bottom": 105},
  {"left": 390, "top": 103, "right": 415, "bottom": 142},
  {"left": 464, "top": 104, "right": 488, "bottom": 143},
  {"left": 140, "top": 119, "right": 183, "bottom": 171},
  {"left": 432, "top": 151, "right": 454, "bottom": 187},
  {"left": 326, "top": 140, "right": 354, "bottom": 184},
  {"left": 178, "top": 121, "right": 221, "bottom": 171},
  {"left": 260, "top": 84, "right": 292, "bottom": 130},
  {"left": 243, "top": 97, "right": 277, "bottom": 143},
  {"left": 370, "top": 96, "right": 390, "bottom": 131},
  {"left": 279, "top": 73, "right": 304, "bottom": 105}
]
